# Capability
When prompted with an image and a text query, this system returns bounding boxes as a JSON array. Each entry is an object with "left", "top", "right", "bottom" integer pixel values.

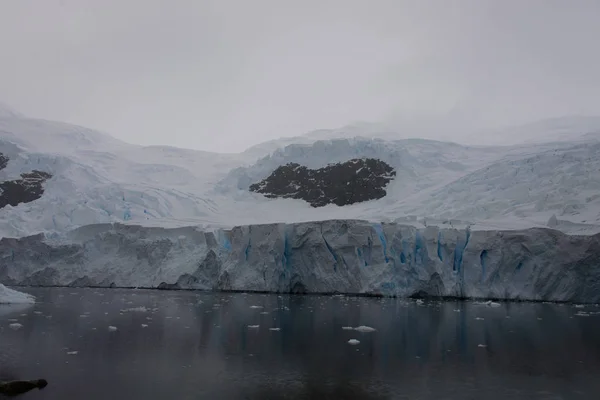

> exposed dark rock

[
  {"left": 0, "top": 164, "right": 52, "bottom": 209},
  {"left": 0, "top": 379, "right": 48, "bottom": 396},
  {"left": 0, "top": 153, "right": 8, "bottom": 171},
  {"left": 249, "top": 158, "right": 396, "bottom": 207}
]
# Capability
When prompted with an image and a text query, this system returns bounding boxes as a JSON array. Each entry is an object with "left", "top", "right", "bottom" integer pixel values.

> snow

[
  {"left": 0, "top": 284, "right": 35, "bottom": 304},
  {"left": 1, "top": 106, "right": 600, "bottom": 301},
  {"left": 2, "top": 109, "right": 600, "bottom": 238}
]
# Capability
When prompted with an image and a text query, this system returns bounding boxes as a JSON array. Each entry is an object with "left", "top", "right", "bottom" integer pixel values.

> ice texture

[
  {"left": 1, "top": 220, "right": 599, "bottom": 302},
  {"left": 0, "top": 284, "right": 35, "bottom": 304}
]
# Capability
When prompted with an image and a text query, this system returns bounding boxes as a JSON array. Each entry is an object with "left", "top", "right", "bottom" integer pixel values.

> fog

[{"left": 1, "top": 0, "right": 599, "bottom": 152}]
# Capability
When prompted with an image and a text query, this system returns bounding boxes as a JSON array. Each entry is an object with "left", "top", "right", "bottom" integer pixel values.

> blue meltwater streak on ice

[{"left": 371, "top": 223, "right": 389, "bottom": 263}]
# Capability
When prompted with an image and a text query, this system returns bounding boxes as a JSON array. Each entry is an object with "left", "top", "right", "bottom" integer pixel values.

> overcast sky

[{"left": 1, "top": 0, "right": 599, "bottom": 152}]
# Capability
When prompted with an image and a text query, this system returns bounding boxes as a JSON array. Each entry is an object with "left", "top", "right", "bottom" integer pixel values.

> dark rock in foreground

[{"left": 249, "top": 158, "right": 395, "bottom": 207}]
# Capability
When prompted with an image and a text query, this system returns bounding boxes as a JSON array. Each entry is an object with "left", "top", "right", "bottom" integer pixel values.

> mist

[{"left": 1, "top": 0, "right": 599, "bottom": 152}]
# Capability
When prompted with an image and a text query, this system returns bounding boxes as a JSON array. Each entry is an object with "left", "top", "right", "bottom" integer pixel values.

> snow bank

[
  {"left": 0, "top": 284, "right": 35, "bottom": 304},
  {"left": 1, "top": 220, "right": 599, "bottom": 302}
]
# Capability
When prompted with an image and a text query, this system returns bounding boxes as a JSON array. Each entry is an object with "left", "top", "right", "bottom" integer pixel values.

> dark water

[{"left": 1, "top": 288, "right": 600, "bottom": 399}]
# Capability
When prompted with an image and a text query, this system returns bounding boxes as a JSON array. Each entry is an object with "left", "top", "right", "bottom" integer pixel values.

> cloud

[{"left": 0, "top": 0, "right": 599, "bottom": 152}]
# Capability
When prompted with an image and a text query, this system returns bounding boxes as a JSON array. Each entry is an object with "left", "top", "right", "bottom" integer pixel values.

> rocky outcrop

[
  {"left": 0, "top": 153, "right": 8, "bottom": 171},
  {"left": 0, "top": 152, "right": 52, "bottom": 209},
  {"left": 249, "top": 158, "right": 395, "bottom": 207},
  {"left": 1, "top": 220, "right": 600, "bottom": 302}
]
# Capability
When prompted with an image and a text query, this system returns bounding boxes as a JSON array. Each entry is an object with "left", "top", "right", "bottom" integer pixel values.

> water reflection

[{"left": 0, "top": 288, "right": 599, "bottom": 399}]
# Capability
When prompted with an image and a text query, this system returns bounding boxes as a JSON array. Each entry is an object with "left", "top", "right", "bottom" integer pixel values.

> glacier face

[{"left": 1, "top": 220, "right": 599, "bottom": 303}]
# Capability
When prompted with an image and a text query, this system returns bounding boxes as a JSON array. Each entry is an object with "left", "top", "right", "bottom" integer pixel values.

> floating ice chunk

[
  {"left": 33, "top": 311, "right": 42, "bottom": 315},
  {"left": 475, "top": 317, "right": 484, "bottom": 320},
  {"left": 120, "top": 306, "right": 148, "bottom": 313},
  {"left": 260, "top": 311, "right": 269, "bottom": 315},
  {"left": 248, "top": 325, "right": 260, "bottom": 329},
  {"left": 108, "top": 326, "right": 118, "bottom": 332},
  {"left": 347, "top": 339, "right": 360, "bottom": 345},
  {"left": 0, "top": 284, "right": 35, "bottom": 304},
  {"left": 416, "top": 299, "right": 424, "bottom": 305},
  {"left": 453, "top": 309, "right": 461, "bottom": 312},
  {"left": 341, "top": 326, "right": 354, "bottom": 330},
  {"left": 575, "top": 312, "right": 590, "bottom": 317},
  {"left": 487, "top": 301, "right": 501, "bottom": 307},
  {"left": 249, "top": 305, "right": 264, "bottom": 309},
  {"left": 574, "top": 304, "right": 585, "bottom": 308},
  {"left": 354, "top": 325, "right": 376, "bottom": 333},
  {"left": 141, "top": 324, "right": 149, "bottom": 327},
  {"left": 477, "top": 344, "right": 487, "bottom": 348},
  {"left": 9, "top": 323, "right": 23, "bottom": 330},
  {"left": 67, "top": 351, "right": 78, "bottom": 355},
  {"left": 269, "top": 328, "right": 281, "bottom": 331}
]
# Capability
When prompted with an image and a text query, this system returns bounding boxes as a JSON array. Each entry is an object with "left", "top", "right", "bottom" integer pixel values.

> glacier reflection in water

[{"left": 1, "top": 288, "right": 600, "bottom": 399}]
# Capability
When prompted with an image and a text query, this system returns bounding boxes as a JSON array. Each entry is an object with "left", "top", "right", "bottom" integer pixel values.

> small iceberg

[
  {"left": 67, "top": 351, "right": 78, "bottom": 355},
  {"left": 341, "top": 326, "right": 354, "bottom": 330},
  {"left": 141, "top": 324, "right": 149, "bottom": 328},
  {"left": 347, "top": 339, "right": 360, "bottom": 345},
  {"left": 477, "top": 344, "right": 487, "bottom": 348},
  {"left": 0, "top": 284, "right": 35, "bottom": 304},
  {"left": 269, "top": 328, "right": 281, "bottom": 331},
  {"left": 248, "top": 325, "right": 260, "bottom": 329},
  {"left": 120, "top": 306, "right": 148, "bottom": 313},
  {"left": 249, "top": 305, "right": 264, "bottom": 309},
  {"left": 353, "top": 325, "right": 376, "bottom": 333},
  {"left": 108, "top": 326, "right": 118, "bottom": 332},
  {"left": 9, "top": 323, "right": 23, "bottom": 330}
]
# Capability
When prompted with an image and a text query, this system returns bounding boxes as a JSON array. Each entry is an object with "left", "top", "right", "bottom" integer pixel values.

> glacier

[
  {"left": 2, "top": 220, "right": 599, "bottom": 303},
  {"left": 3, "top": 108, "right": 600, "bottom": 238}
]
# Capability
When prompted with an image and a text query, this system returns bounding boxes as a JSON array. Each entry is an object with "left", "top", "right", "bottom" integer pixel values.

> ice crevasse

[{"left": 0, "top": 220, "right": 599, "bottom": 303}]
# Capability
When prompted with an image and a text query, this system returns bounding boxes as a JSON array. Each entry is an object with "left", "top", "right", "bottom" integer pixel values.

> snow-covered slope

[{"left": 1, "top": 106, "right": 600, "bottom": 238}]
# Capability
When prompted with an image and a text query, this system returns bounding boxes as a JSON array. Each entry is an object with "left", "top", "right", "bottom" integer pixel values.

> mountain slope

[
  {"left": 406, "top": 142, "right": 600, "bottom": 227},
  {"left": 1, "top": 108, "right": 600, "bottom": 237}
]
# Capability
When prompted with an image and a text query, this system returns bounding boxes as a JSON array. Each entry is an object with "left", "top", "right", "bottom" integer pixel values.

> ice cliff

[{"left": 1, "top": 220, "right": 599, "bottom": 303}]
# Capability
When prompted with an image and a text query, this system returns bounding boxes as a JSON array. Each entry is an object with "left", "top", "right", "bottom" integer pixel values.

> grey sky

[{"left": 1, "top": 0, "right": 599, "bottom": 153}]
